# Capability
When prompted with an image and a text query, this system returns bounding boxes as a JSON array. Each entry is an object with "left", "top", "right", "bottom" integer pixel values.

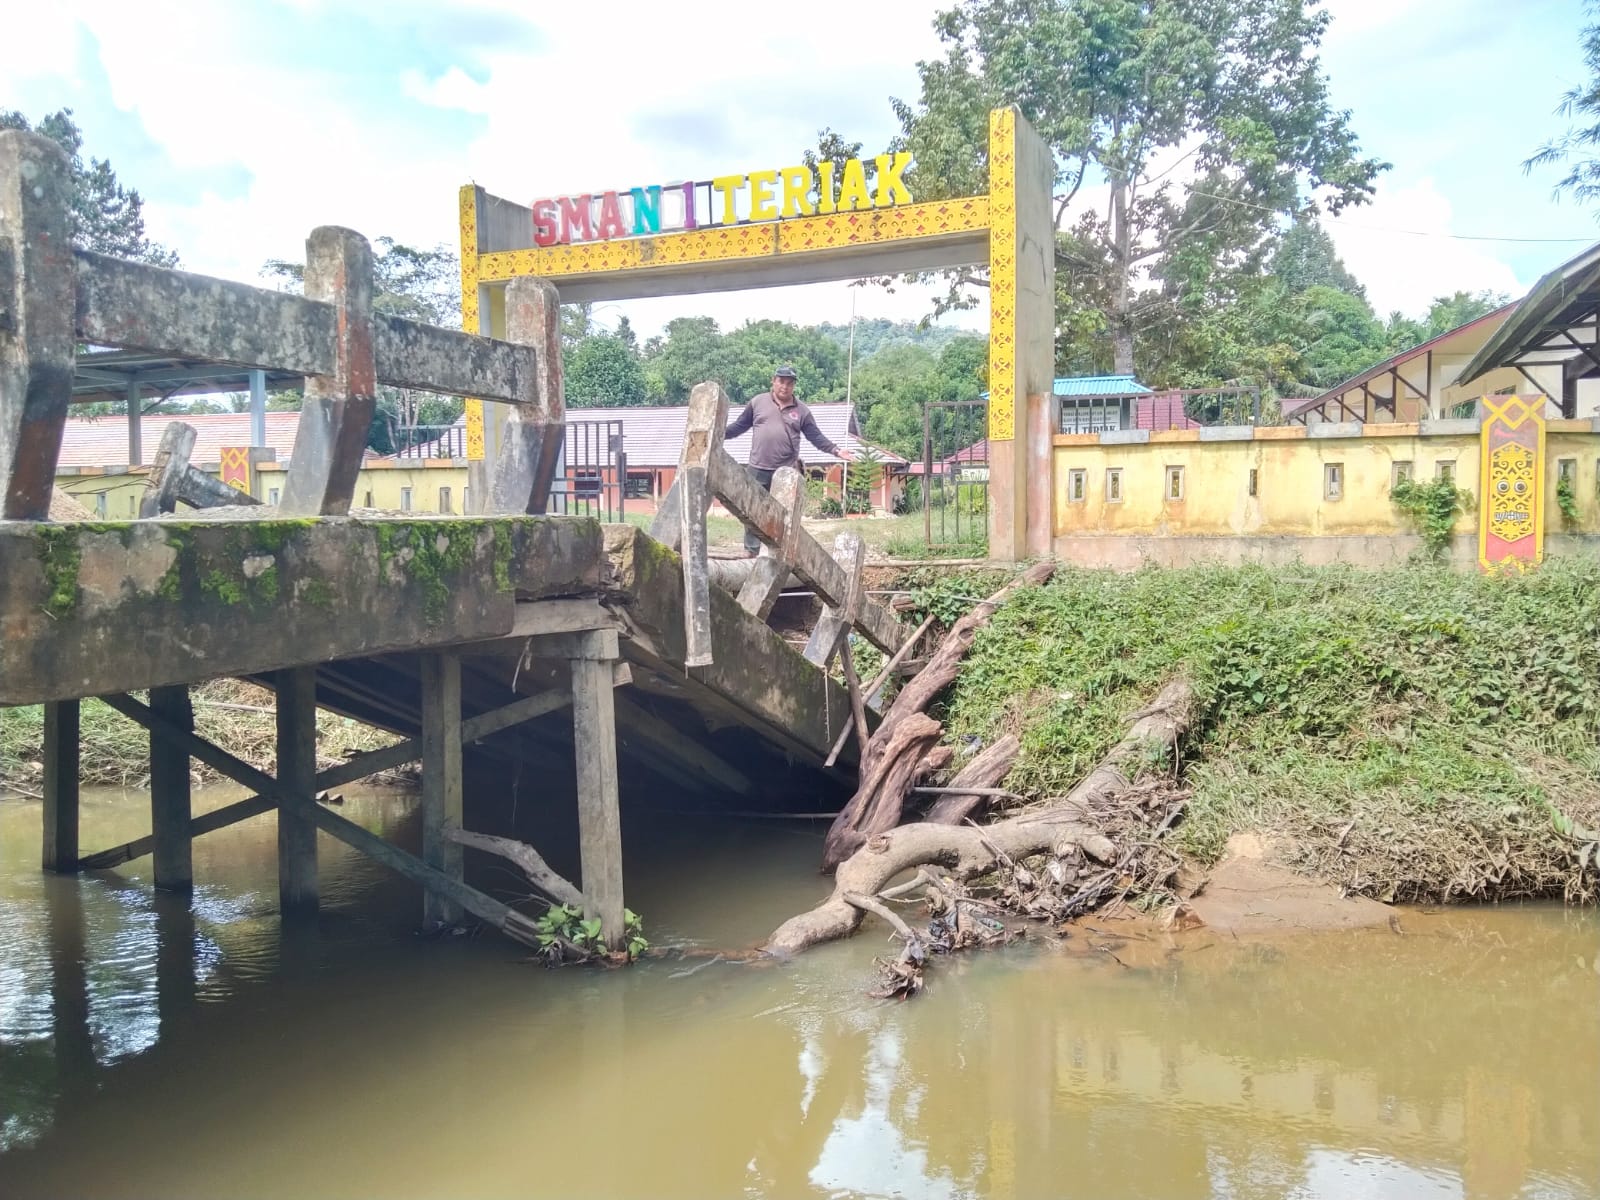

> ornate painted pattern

[
  {"left": 459, "top": 185, "right": 486, "bottom": 461},
  {"left": 986, "top": 108, "right": 1017, "bottom": 442},
  {"left": 1478, "top": 395, "right": 1545, "bottom": 571},
  {"left": 471, "top": 198, "right": 989, "bottom": 282},
  {"left": 219, "top": 446, "right": 250, "bottom": 492}
]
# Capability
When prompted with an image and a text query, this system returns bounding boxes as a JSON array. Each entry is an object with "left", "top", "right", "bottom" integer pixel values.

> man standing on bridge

[{"left": 723, "top": 365, "right": 852, "bottom": 557}]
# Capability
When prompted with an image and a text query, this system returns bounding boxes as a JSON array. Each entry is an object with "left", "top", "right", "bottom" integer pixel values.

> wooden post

[
  {"left": 804, "top": 531, "right": 867, "bottom": 667},
  {"left": 569, "top": 628, "right": 625, "bottom": 950},
  {"left": 41, "top": 699, "right": 80, "bottom": 872},
  {"left": 149, "top": 685, "right": 193, "bottom": 892},
  {"left": 139, "top": 423, "right": 196, "bottom": 518},
  {"left": 275, "top": 666, "right": 319, "bottom": 916},
  {"left": 280, "top": 227, "right": 376, "bottom": 516},
  {"left": 0, "top": 131, "right": 76, "bottom": 520},
  {"left": 488, "top": 277, "right": 565, "bottom": 514},
  {"left": 420, "top": 652, "right": 464, "bottom": 926},
  {"left": 737, "top": 465, "right": 805, "bottom": 621},
  {"left": 678, "top": 382, "right": 726, "bottom": 668}
]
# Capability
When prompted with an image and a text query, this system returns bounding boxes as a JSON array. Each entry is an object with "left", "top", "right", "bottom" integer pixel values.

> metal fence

[
  {"left": 1057, "top": 386, "right": 1268, "bottom": 434},
  {"left": 391, "top": 424, "right": 466, "bottom": 459},
  {"left": 551, "top": 418, "right": 626, "bottom": 523},
  {"left": 921, "top": 399, "right": 988, "bottom": 552}
]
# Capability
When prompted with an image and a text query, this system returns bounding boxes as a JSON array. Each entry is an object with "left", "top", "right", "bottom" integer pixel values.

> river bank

[{"left": 892, "top": 556, "right": 1600, "bottom": 909}]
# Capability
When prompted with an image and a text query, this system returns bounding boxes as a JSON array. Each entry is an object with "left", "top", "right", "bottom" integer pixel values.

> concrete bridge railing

[{"left": 0, "top": 128, "right": 563, "bottom": 523}]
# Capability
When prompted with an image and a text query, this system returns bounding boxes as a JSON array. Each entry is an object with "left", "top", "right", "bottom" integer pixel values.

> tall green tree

[
  {"left": 0, "top": 108, "right": 179, "bottom": 266},
  {"left": 1271, "top": 216, "right": 1365, "bottom": 299},
  {"left": 888, "top": 0, "right": 1387, "bottom": 373},
  {"left": 1525, "top": 0, "right": 1600, "bottom": 210},
  {"left": 566, "top": 335, "right": 649, "bottom": 407}
]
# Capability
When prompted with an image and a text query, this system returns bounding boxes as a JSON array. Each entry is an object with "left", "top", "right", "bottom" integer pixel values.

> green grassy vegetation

[
  {"left": 1, "top": 680, "right": 400, "bottom": 792},
  {"left": 918, "top": 558, "right": 1600, "bottom": 903}
]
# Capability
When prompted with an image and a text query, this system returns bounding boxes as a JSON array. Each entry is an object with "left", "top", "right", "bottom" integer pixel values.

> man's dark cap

[{"left": 773, "top": 365, "right": 799, "bottom": 379}]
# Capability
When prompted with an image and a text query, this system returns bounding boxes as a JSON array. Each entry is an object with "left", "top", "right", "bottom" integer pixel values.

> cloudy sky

[{"left": 2, "top": 0, "right": 1594, "bottom": 339}]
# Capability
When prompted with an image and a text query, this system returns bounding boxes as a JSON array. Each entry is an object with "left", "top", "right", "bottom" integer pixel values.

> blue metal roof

[{"left": 1053, "top": 374, "right": 1150, "bottom": 397}]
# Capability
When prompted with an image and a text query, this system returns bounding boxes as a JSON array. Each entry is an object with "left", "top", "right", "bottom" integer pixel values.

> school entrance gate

[{"left": 456, "top": 107, "right": 1056, "bottom": 561}]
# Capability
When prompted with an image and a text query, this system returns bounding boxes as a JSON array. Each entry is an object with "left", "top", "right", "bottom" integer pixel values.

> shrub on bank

[{"left": 915, "top": 558, "right": 1600, "bottom": 904}]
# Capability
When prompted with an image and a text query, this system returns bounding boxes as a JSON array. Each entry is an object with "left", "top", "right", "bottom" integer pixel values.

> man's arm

[
  {"left": 724, "top": 402, "right": 754, "bottom": 441},
  {"left": 799, "top": 408, "right": 849, "bottom": 459}
]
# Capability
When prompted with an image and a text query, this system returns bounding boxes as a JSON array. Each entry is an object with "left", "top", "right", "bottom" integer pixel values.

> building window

[
  {"left": 1391, "top": 460, "right": 1414, "bottom": 488},
  {"left": 625, "top": 471, "right": 654, "bottom": 500},
  {"left": 1324, "top": 462, "right": 1343, "bottom": 501},
  {"left": 1165, "top": 465, "right": 1185, "bottom": 501},
  {"left": 400, "top": 487, "right": 413, "bottom": 511},
  {"left": 364, "top": 490, "right": 373, "bottom": 508},
  {"left": 463, "top": 488, "right": 471, "bottom": 514},
  {"left": 1435, "top": 461, "right": 1455, "bottom": 483},
  {"left": 268, "top": 487, "right": 281, "bottom": 505},
  {"left": 1558, "top": 458, "right": 1577, "bottom": 486},
  {"left": 1248, "top": 468, "right": 1259, "bottom": 498},
  {"left": 1068, "top": 468, "right": 1087, "bottom": 503},
  {"left": 94, "top": 493, "right": 107, "bottom": 518},
  {"left": 128, "top": 495, "right": 136, "bottom": 517},
  {"left": 1105, "top": 468, "right": 1123, "bottom": 503},
  {"left": 439, "top": 486, "right": 453, "bottom": 514}
]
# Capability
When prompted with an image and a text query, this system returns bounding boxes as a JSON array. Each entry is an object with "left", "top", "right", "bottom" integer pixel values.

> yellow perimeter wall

[
  {"left": 1052, "top": 422, "right": 1600, "bottom": 568},
  {"left": 56, "top": 462, "right": 471, "bottom": 519}
]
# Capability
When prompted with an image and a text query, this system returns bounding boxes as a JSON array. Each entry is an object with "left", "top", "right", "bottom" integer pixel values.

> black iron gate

[
  {"left": 921, "top": 399, "right": 988, "bottom": 552},
  {"left": 552, "top": 419, "right": 625, "bottom": 523}
]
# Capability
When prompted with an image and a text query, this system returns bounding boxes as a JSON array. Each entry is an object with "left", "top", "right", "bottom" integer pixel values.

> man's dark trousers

[{"left": 744, "top": 468, "right": 775, "bottom": 555}]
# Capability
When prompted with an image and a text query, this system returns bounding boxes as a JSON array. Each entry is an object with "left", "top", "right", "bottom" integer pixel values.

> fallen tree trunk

[
  {"left": 820, "top": 562, "right": 1056, "bottom": 869},
  {"left": 767, "top": 679, "right": 1195, "bottom": 957},
  {"left": 924, "top": 735, "right": 1021, "bottom": 825}
]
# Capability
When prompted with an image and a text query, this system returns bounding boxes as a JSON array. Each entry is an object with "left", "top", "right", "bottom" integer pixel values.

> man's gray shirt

[{"left": 723, "top": 392, "right": 841, "bottom": 471}]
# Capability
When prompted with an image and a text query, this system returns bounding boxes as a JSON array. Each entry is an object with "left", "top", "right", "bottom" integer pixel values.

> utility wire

[{"left": 1056, "top": 179, "right": 1596, "bottom": 244}]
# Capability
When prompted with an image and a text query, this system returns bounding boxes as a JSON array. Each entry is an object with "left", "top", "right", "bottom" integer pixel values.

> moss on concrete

[{"left": 34, "top": 525, "right": 83, "bottom": 619}]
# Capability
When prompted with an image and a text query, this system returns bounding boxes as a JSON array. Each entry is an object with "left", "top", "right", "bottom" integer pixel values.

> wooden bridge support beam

[
  {"left": 420, "top": 653, "right": 464, "bottom": 927},
  {"left": 568, "top": 629, "right": 626, "bottom": 950},
  {"left": 41, "top": 700, "right": 80, "bottom": 873},
  {"left": 149, "top": 685, "right": 194, "bottom": 892},
  {"left": 275, "top": 666, "right": 319, "bottom": 917}
]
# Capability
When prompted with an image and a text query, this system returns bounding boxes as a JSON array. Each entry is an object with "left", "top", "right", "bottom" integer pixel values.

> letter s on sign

[{"left": 532, "top": 199, "right": 559, "bottom": 247}]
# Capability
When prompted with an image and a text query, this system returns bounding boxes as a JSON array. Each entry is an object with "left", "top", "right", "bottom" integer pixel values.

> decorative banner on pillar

[
  {"left": 1478, "top": 395, "right": 1545, "bottom": 572},
  {"left": 219, "top": 446, "right": 251, "bottom": 494}
]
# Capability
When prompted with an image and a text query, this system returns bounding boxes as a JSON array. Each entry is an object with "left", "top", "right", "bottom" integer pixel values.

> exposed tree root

[
  {"left": 766, "top": 680, "right": 1196, "bottom": 969},
  {"left": 821, "top": 562, "right": 1057, "bottom": 869}
]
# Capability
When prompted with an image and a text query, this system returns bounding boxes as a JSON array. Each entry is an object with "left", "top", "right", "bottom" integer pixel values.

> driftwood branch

[
  {"left": 766, "top": 679, "right": 1195, "bottom": 957},
  {"left": 448, "top": 828, "right": 586, "bottom": 910},
  {"left": 924, "top": 734, "right": 1021, "bottom": 824}
]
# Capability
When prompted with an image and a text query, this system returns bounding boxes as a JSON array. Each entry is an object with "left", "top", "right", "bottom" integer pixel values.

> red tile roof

[{"left": 57, "top": 412, "right": 301, "bottom": 469}]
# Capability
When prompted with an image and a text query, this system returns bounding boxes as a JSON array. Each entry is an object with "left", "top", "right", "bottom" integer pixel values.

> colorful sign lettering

[
  {"left": 530, "top": 153, "right": 913, "bottom": 248},
  {"left": 1478, "top": 395, "right": 1545, "bottom": 572}
]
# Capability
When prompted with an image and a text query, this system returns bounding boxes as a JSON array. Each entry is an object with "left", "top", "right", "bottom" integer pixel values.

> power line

[{"left": 1058, "top": 181, "right": 1597, "bottom": 244}]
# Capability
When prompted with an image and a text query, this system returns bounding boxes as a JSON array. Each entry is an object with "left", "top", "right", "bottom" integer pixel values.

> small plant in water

[{"left": 534, "top": 903, "right": 649, "bottom": 962}]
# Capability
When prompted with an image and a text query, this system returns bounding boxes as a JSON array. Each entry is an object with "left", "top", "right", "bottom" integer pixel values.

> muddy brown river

[{"left": 0, "top": 786, "right": 1596, "bottom": 1199}]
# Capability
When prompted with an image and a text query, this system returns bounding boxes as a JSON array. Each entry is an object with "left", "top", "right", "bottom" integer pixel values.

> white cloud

[{"left": 1323, "top": 178, "right": 1529, "bottom": 316}]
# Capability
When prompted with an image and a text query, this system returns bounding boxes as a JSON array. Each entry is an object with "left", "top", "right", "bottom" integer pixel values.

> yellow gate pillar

[{"left": 986, "top": 108, "right": 1057, "bottom": 562}]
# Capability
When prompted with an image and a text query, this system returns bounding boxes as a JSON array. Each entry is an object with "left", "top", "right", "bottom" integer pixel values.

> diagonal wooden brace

[
  {"left": 804, "top": 530, "right": 866, "bottom": 667},
  {"left": 737, "top": 465, "right": 805, "bottom": 620},
  {"left": 488, "top": 277, "right": 564, "bottom": 514},
  {"left": 280, "top": 227, "right": 376, "bottom": 516}
]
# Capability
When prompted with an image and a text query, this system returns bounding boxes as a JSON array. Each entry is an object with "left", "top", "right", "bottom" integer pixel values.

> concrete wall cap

[
  {"left": 1099, "top": 429, "right": 1151, "bottom": 445},
  {"left": 1419, "top": 418, "right": 1482, "bottom": 436},
  {"left": 1308, "top": 422, "right": 1365, "bottom": 439},
  {"left": 1197, "top": 426, "right": 1256, "bottom": 442}
]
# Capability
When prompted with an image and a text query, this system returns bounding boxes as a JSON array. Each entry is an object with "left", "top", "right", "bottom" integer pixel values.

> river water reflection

[{"left": 0, "top": 786, "right": 1596, "bottom": 1199}]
